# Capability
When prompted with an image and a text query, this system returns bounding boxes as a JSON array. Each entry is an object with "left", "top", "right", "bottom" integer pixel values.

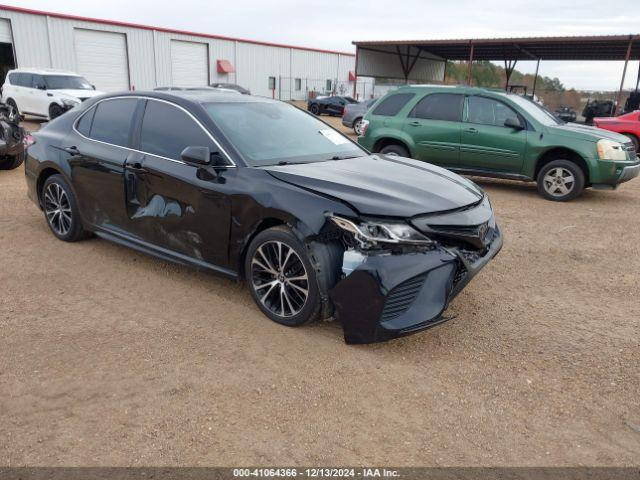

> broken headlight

[{"left": 329, "top": 215, "right": 433, "bottom": 247}]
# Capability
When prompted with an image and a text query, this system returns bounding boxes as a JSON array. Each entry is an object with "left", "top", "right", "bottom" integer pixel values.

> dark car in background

[
  {"left": 210, "top": 82, "right": 250, "bottom": 95},
  {"left": 307, "top": 95, "right": 357, "bottom": 116},
  {"left": 25, "top": 90, "right": 502, "bottom": 344},
  {"left": 342, "top": 98, "right": 378, "bottom": 135}
]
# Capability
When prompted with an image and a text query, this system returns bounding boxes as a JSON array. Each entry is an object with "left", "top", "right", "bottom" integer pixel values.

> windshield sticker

[{"left": 319, "top": 129, "right": 349, "bottom": 145}]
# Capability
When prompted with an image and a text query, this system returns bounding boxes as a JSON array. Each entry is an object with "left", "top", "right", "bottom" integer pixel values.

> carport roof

[{"left": 353, "top": 35, "right": 640, "bottom": 61}]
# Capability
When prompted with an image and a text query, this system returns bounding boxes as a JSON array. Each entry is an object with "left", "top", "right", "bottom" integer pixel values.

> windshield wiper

[{"left": 329, "top": 154, "right": 361, "bottom": 161}]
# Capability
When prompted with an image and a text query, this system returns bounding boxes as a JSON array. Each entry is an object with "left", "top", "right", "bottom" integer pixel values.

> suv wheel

[
  {"left": 49, "top": 104, "right": 64, "bottom": 120},
  {"left": 537, "top": 160, "right": 585, "bottom": 201},
  {"left": 353, "top": 118, "right": 363, "bottom": 136},
  {"left": 42, "top": 174, "right": 87, "bottom": 241},
  {"left": 379, "top": 144, "right": 409, "bottom": 158},
  {"left": 6, "top": 98, "right": 19, "bottom": 115},
  {"left": 310, "top": 104, "right": 320, "bottom": 115},
  {"left": 245, "top": 226, "right": 321, "bottom": 327}
]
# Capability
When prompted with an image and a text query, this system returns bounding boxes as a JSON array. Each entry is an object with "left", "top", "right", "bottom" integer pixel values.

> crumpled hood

[
  {"left": 263, "top": 155, "right": 483, "bottom": 217},
  {"left": 53, "top": 89, "right": 105, "bottom": 100},
  {"left": 547, "top": 122, "right": 630, "bottom": 144}
]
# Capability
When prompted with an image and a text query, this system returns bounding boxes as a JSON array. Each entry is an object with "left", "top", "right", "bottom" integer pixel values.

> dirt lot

[{"left": 1, "top": 118, "right": 639, "bottom": 466}]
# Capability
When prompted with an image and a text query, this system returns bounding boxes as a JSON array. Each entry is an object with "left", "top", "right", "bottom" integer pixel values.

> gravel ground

[{"left": 0, "top": 119, "right": 639, "bottom": 466}]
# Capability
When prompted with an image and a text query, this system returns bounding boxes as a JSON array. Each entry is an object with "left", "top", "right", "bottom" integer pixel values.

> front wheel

[
  {"left": 379, "top": 144, "right": 409, "bottom": 158},
  {"left": 537, "top": 160, "right": 585, "bottom": 201},
  {"left": 310, "top": 104, "right": 320, "bottom": 115},
  {"left": 245, "top": 226, "right": 321, "bottom": 327},
  {"left": 42, "top": 174, "right": 87, "bottom": 241},
  {"left": 353, "top": 118, "right": 363, "bottom": 136},
  {"left": 49, "top": 104, "right": 65, "bottom": 120}
]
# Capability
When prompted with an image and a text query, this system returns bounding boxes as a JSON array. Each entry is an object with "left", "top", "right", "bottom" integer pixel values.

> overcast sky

[{"left": 4, "top": 0, "right": 640, "bottom": 90}]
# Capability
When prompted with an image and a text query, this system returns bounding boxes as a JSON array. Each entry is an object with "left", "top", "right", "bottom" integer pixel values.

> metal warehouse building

[{"left": 0, "top": 4, "right": 384, "bottom": 100}]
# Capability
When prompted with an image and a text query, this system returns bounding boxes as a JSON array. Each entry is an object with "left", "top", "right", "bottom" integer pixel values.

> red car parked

[{"left": 593, "top": 110, "right": 640, "bottom": 152}]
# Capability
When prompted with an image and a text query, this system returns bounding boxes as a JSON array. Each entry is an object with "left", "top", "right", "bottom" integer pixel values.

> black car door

[
  {"left": 123, "top": 98, "right": 232, "bottom": 268},
  {"left": 67, "top": 97, "right": 141, "bottom": 231}
]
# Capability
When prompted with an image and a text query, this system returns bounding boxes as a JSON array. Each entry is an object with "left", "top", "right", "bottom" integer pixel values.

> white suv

[{"left": 1, "top": 68, "right": 105, "bottom": 120}]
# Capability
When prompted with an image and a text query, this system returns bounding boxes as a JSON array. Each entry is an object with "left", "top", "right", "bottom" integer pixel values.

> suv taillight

[{"left": 359, "top": 119, "right": 369, "bottom": 137}]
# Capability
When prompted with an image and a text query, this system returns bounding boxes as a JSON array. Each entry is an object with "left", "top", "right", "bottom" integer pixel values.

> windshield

[
  {"left": 508, "top": 95, "right": 563, "bottom": 126},
  {"left": 44, "top": 75, "right": 93, "bottom": 90},
  {"left": 204, "top": 102, "right": 366, "bottom": 166}
]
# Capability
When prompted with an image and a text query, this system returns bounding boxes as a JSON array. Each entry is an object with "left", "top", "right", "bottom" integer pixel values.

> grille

[
  {"left": 381, "top": 273, "right": 427, "bottom": 321},
  {"left": 624, "top": 142, "right": 637, "bottom": 158}
]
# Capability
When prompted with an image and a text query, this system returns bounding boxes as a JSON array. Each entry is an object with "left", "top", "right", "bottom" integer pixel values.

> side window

[
  {"left": 76, "top": 107, "right": 96, "bottom": 137},
  {"left": 89, "top": 98, "right": 138, "bottom": 147},
  {"left": 410, "top": 93, "right": 463, "bottom": 122},
  {"left": 32, "top": 74, "right": 45, "bottom": 89},
  {"left": 7, "top": 72, "right": 16, "bottom": 85},
  {"left": 467, "top": 96, "right": 519, "bottom": 127},
  {"left": 140, "top": 100, "right": 213, "bottom": 161},
  {"left": 372, "top": 93, "right": 415, "bottom": 116},
  {"left": 22, "top": 73, "right": 33, "bottom": 89}
]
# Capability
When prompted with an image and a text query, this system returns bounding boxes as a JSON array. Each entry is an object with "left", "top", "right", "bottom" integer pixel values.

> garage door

[
  {"left": 171, "top": 40, "right": 208, "bottom": 87},
  {"left": 74, "top": 29, "right": 129, "bottom": 92},
  {"left": 0, "top": 18, "right": 13, "bottom": 43}
]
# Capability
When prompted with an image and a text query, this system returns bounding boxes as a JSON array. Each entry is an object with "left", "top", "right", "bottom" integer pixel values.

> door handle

[
  {"left": 408, "top": 121, "right": 421, "bottom": 127},
  {"left": 64, "top": 146, "right": 80, "bottom": 156},
  {"left": 465, "top": 127, "right": 479, "bottom": 134}
]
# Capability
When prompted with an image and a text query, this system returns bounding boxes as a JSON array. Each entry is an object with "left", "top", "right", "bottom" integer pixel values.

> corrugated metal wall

[{"left": 0, "top": 7, "right": 361, "bottom": 97}]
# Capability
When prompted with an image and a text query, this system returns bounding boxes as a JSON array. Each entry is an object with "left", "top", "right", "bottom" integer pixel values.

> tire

[
  {"left": 379, "top": 144, "right": 409, "bottom": 158},
  {"left": 49, "top": 103, "right": 65, "bottom": 120},
  {"left": 6, "top": 98, "right": 19, "bottom": 115},
  {"left": 41, "top": 174, "right": 87, "bottom": 242},
  {"left": 245, "top": 226, "right": 321, "bottom": 327},
  {"left": 310, "top": 104, "right": 320, "bottom": 115},
  {"left": 536, "top": 159, "right": 585, "bottom": 201},
  {"left": 622, "top": 133, "right": 639, "bottom": 153},
  {"left": 0, "top": 151, "right": 25, "bottom": 170},
  {"left": 353, "top": 118, "right": 363, "bottom": 136}
]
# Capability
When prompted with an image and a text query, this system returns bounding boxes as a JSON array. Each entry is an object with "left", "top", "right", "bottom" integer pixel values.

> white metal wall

[
  {"left": 0, "top": 17, "right": 12, "bottom": 43},
  {"left": 0, "top": 7, "right": 360, "bottom": 96}
]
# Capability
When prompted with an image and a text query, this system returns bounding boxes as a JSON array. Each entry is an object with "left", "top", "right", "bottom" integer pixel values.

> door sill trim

[
  {"left": 94, "top": 227, "right": 238, "bottom": 279},
  {"left": 448, "top": 168, "right": 532, "bottom": 182}
]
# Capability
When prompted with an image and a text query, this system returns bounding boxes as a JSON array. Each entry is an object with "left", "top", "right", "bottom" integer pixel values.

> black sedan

[
  {"left": 307, "top": 95, "right": 357, "bottom": 116},
  {"left": 25, "top": 91, "right": 502, "bottom": 344}
]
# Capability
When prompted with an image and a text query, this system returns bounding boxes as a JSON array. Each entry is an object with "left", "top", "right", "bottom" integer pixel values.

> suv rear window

[
  {"left": 372, "top": 93, "right": 415, "bottom": 116},
  {"left": 410, "top": 93, "right": 464, "bottom": 122}
]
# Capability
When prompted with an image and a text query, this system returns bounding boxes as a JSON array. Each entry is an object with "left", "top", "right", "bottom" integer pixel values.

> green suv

[{"left": 358, "top": 86, "right": 640, "bottom": 201}]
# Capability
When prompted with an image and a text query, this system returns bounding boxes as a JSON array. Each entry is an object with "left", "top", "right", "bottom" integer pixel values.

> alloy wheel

[
  {"left": 44, "top": 182, "right": 72, "bottom": 236},
  {"left": 543, "top": 167, "right": 575, "bottom": 197},
  {"left": 250, "top": 240, "right": 309, "bottom": 318},
  {"left": 354, "top": 119, "right": 363, "bottom": 135}
]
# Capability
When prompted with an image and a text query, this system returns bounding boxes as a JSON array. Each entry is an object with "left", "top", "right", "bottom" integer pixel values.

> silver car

[{"left": 342, "top": 98, "right": 378, "bottom": 135}]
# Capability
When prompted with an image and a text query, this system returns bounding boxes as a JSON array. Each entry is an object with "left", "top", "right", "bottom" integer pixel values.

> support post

[
  {"left": 467, "top": 43, "right": 474, "bottom": 85},
  {"left": 504, "top": 59, "right": 518, "bottom": 91},
  {"left": 636, "top": 60, "right": 640, "bottom": 92},
  {"left": 616, "top": 38, "right": 633, "bottom": 115},
  {"left": 353, "top": 48, "right": 358, "bottom": 98},
  {"left": 442, "top": 60, "right": 448, "bottom": 84},
  {"left": 532, "top": 58, "right": 540, "bottom": 98}
]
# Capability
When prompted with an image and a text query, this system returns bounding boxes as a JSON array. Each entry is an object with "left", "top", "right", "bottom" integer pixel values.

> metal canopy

[{"left": 353, "top": 35, "right": 640, "bottom": 61}]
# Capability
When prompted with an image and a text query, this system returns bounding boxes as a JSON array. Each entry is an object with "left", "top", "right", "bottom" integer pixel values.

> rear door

[
  {"left": 30, "top": 74, "right": 50, "bottom": 117},
  {"left": 402, "top": 93, "right": 464, "bottom": 167},
  {"left": 459, "top": 95, "right": 528, "bottom": 174},
  {"left": 18, "top": 72, "right": 35, "bottom": 113},
  {"left": 68, "top": 97, "right": 141, "bottom": 230},
  {"left": 124, "top": 98, "right": 232, "bottom": 267}
]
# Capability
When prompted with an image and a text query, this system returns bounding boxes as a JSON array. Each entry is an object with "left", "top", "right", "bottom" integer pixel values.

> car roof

[
  {"left": 100, "top": 90, "right": 277, "bottom": 105},
  {"left": 8, "top": 68, "right": 80, "bottom": 76},
  {"left": 396, "top": 84, "right": 517, "bottom": 99}
]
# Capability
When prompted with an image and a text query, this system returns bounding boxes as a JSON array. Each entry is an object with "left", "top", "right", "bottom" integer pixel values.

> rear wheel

[
  {"left": 0, "top": 152, "right": 25, "bottom": 170},
  {"left": 537, "top": 160, "right": 585, "bottom": 201},
  {"left": 42, "top": 174, "right": 87, "bottom": 241},
  {"left": 245, "top": 226, "right": 321, "bottom": 327},
  {"left": 6, "top": 98, "right": 19, "bottom": 115},
  {"left": 310, "top": 104, "right": 320, "bottom": 115},
  {"left": 379, "top": 144, "right": 409, "bottom": 158},
  {"left": 622, "top": 133, "right": 639, "bottom": 153},
  {"left": 49, "top": 104, "right": 64, "bottom": 120},
  {"left": 353, "top": 118, "right": 363, "bottom": 136}
]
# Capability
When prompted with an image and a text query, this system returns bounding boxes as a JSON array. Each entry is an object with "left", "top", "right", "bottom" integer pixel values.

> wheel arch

[
  {"left": 372, "top": 136, "right": 413, "bottom": 156},
  {"left": 535, "top": 147, "right": 590, "bottom": 185},
  {"left": 36, "top": 165, "right": 65, "bottom": 208},
  {"left": 237, "top": 217, "right": 289, "bottom": 281}
]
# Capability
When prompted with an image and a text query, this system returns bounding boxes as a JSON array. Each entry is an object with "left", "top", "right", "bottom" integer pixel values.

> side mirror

[
  {"left": 36, "top": 84, "right": 46, "bottom": 90},
  {"left": 181, "top": 146, "right": 211, "bottom": 166},
  {"left": 91, "top": 84, "right": 96, "bottom": 90},
  {"left": 504, "top": 117, "right": 524, "bottom": 130}
]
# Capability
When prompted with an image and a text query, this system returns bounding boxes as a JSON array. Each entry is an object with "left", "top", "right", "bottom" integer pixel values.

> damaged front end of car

[{"left": 316, "top": 196, "right": 503, "bottom": 344}]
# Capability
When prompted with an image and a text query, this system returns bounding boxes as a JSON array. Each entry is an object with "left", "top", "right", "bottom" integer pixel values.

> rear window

[
  {"left": 88, "top": 98, "right": 138, "bottom": 147},
  {"left": 372, "top": 93, "right": 415, "bottom": 116},
  {"left": 410, "top": 93, "right": 464, "bottom": 122}
]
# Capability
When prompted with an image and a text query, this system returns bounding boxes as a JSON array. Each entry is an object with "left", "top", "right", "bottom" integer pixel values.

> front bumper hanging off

[{"left": 329, "top": 227, "right": 503, "bottom": 344}]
